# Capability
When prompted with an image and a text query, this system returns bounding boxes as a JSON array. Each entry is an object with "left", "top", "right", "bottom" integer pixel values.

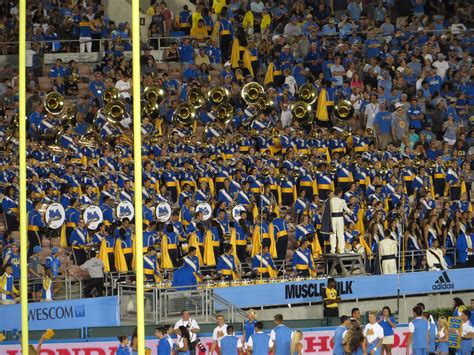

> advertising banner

[
  {"left": 0, "top": 296, "right": 120, "bottom": 331},
  {"left": 214, "top": 268, "right": 474, "bottom": 308},
  {"left": 0, "top": 326, "right": 414, "bottom": 354}
]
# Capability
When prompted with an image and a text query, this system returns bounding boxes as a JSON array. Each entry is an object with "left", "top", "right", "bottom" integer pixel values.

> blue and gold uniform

[{"left": 291, "top": 246, "right": 315, "bottom": 277}]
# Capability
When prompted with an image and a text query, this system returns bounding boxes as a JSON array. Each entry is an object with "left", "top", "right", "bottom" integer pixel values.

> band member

[
  {"left": 252, "top": 241, "right": 277, "bottom": 278},
  {"left": 271, "top": 212, "right": 289, "bottom": 261},
  {"left": 28, "top": 200, "right": 45, "bottom": 257},
  {"left": 232, "top": 213, "right": 250, "bottom": 263},
  {"left": 291, "top": 238, "right": 315, "bottom": 277},
  {"left": 143, "top": 247, "right": 160, "bottom": 283},
  {"left": 70, "top": 218, "right": 89, "bottom": 266},
  {"left": 2, "top": 186, "right": 19, "bottom": 231},
  {"left": 378, "top": 229, "right": 398, "bottom": 274},
  {"left": 328, "top": 188, "right": 352, "bottom": 254},
  {"left": 216, "top": 244, "right": 239, "bottom": 280},
  {"left": 65, "top": 198, "right": 80, "bottom": 243}
]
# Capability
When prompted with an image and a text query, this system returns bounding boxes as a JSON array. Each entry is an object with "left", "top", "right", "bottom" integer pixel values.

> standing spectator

[
  {"left": 406, "top": 306, "right": 429, "bottom": 355},
  {"left": 247, "top": 322, "right": 273, "bottom": 355},
  {"left": 290, "top": 330, "right": 303, "bottom": 355},
  {"left": 364, "top": 94, "right": 379, "bottom": 131},
  {"left": 210, "top": 314, "right": 228, "bottom": 354},
  {"left": 323, "top": 278, "right": 341, "bottom": 321},
  {"left": 442, "top": 114, "right": 458, "bottom": 146},
  {"left": 374, "top": 102, "right": 394, "bottom": 149},
  {"left": 0, "top": 264, "right": 18, "bottom": 305},
  {"left": 28, "top": 246, "right": 43, "bottom": 302},
  {"left": 378, "top": 307, "right": 397, "bottom": 354},
  {"left": 80, "top": 250, "right": 105, "bottom": 298},
  {"left": 343, "top": 320, "right": 365, "bottom": 354},
  {"left": 435, "top": 316, "right": 449, "bottom": 355},
  {"left": 364, "top": 312, "right": 384, "bottom": 355},
  {"left": 79, "top": 15, "right": 92, "bottom": 53},
  {"left": 378, "top": 229, "right": 398, "bottom": 274},
  {"left": 218, "top": 325, "right": 243, "bottom": 355},
  {"left": 115, "top": 71, "right": 131, "bottom": 103},
  {"left": 270, "top": 314, "right": 292, "bottom": 355},
  {"left": 174, "top": 310, "right": 200, "bottom": 355},
  {"left": 243, "top": 309, "right": 257, "bottom": 348},
  {"left": 459, "top": 310, "right": 474, "bottom": 355},
  {"left": 423, "top": 312, "right": 436, "bottom": 355},
  {"left": 391, "top": 103, "right": 409, "bottom": 146},
  {"left": 155, "top": 326, "right": 172, "bottom": 355},
  {"left": 453, "top": 298, "right": 467, "bottom": 317},
  {"left": 333, "top": 316, "right": 351, "bottom": 355}
]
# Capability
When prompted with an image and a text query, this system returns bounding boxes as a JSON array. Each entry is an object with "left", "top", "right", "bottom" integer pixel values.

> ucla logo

[
  {"left": 158, "top": 207, "right": 169, "bottom": 216},
  {"left": 86, "top": 211, "right": 100, "bottom": 220},
  {"left": 48, "top": 209, "right": 62, "bottom": 220},
  {"left": 198, "top": 206, "right": 209, "bottom": 214},
  {"left": 119, "top": 206, "right": 131, "bottom": 216}
]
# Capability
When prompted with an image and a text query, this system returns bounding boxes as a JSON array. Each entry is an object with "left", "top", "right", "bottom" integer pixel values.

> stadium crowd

[{"left": 1, "top": 0, "right": 474, "bottom": 302}]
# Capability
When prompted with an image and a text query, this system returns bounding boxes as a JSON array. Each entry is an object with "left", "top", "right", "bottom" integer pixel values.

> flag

[
  {"left": 251, "top": 225, "right": 262, "bottom": 257},
  {"left": 160, "top": 234, "right": 174, "bottom": 269},
  {"left": 267, "top": 223, "right": 277, "bottom": 258},
  {"left": 189, "top": 233, "right": 203, "bottom": 266},
  {"left": 264, "top": 63, "right": 274, "bottom": 84},
  {"left": 60, "top": 224, "right": 68, "bottom": 248},
  {"left": 231, "top": 39, "right": 240, "bottom": 68},
  {"left": 242, "top": 48, "right": 254, "bottom": 78},
  {"left": 99, "top": 238, "right": 110, "bottom": 272},
  {"left": 203, "top": 230, "right": 216, "bottom": 266},
  {"left": 114, "top": 240, "right": 128, "bottom": 272},
  {"left": 316, "top": 88, "right": 328, "bottom": 121},
  {"left": 229, "top": 228, "right": 240, "bottom": 264}
]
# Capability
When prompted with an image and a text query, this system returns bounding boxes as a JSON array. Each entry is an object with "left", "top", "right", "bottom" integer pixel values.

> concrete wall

[{"left": 251, "top": 291, "right": 474, "bottom": 323}]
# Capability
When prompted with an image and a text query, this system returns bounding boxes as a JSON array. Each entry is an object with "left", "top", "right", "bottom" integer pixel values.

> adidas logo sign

[{"left": 432, "top": 271, "right": 455, "bottom": 290}]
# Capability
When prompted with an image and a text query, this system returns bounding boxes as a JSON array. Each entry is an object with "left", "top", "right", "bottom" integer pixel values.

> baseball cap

[
  {"left": 33, "top": 246, "right": 42, "bottom": 254},
  {"left": 395, "top": 102, "right": 403, "bottom": 109}
]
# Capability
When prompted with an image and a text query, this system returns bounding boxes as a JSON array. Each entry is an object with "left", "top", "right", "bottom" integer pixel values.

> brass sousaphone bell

[
  {"left": 103, "top": 87, "right": 120, "bottom": 104},
  {"left": 44, "top": 92, "right": 64, "bottom": 115},
  {"left": 298, "top": 83, "right": 317, "bottom": 105},
  {"left": 207, "top": 86, "right": 230, "bottom": 106},
  {"left": 103, "top": 99, "right": 126, "bottom": 125},
  {"left": 215, "top": 102, "right": 234, "bottom": 123},
  {"left": 291, "top": 101, "right": 314, "bottom": 126},
  {"left": 187, "top": 88, "right": 206, "bottom": 109},
  {"left": 334, "top": 100, "right": 355, "bottom": 120},
  {"left": 241, "top": 82, "right": 264, "bottom": 104},
  {"left": 143, "top": 86, "right": 165, "bottom": 105},
  {"left": 173, "top": 102, "right": 196, "bottom": 127}
]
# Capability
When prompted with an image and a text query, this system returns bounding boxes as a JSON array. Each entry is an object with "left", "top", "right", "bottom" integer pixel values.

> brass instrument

[
  {"left": 342, "top": 130, "right": 352, "bottom": 139},
  {"left": 254, "top": 94, "right": 273, "bottom": 113},
  {"left": 61, "top": 106, "right": 76, "bottom": 127},
  {"left": 444, "top": 160, "right": 452, "bottom": 168},
  {"left": 412, "top": 157, "right": 421, "bottom": 168},
  {"left": 219, "top": 137, "right": 226, "bottom": 144},
  {"left": 298, "top": 83, "right": 317, "bottom": 105},
  {"left": 71, "top": 72, "right": 80, "bottom": 82},
  {"left": 143, "top": 86, "right": 165, "bottom": 105},
  {"left": 103, "top": 87, "right": 120, "bottom": 104},
  {"left": 365, "top": 128, "right": 373, "bottom": 136},
  {"left": 187, "top": 88, "right": 205, "bottom": 108},
  {"left": 426, "top": 161, "right": 436, "bottom": 170},
  {"left": 261, "top": 167, "right": 270, "bottom": 176},
  {"left": 291, "top": 101, "right": 314, "bottom": 126},
  {"left": 103, "top": 100, "right": 126, "bottom": 125},
  {"left": 78, "top": 126, "right": 97, "bottom": 147},
  {"left": 334, "top": 100, "right": 354, "bottom": 120},
  {"left": 142, "top": 100, "right": 160, "bottom": 119},
  {"left": 207, "top": 86, "right": 230, "bottom": 106},
  {"left": 173, "top": 102, "right": 195, "bottom": 127},
  {"left": 44, "top": 92, "right": 64, "bottom": 115},
  {"left": 215, "top": 102, "right": 234, "bottom": 123},
  {"left": 241, "top": 82, "right": 264, "bottom": 104}
]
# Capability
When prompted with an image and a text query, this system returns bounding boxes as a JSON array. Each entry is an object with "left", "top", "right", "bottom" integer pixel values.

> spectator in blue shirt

[
  {"left": 365, "top": 31, "right": 381, "bottom": 58},
  {"left": 426, "top": 68, "right": 443, "bottom": 95},
  {"left": 49, "top": 59, "right": 68, "bottom": 79},
  {"left": 347, "top": 0, "right": 362, "bottom": 21},
  {"left": 374, "top": 102, "right": 393, "bottom": 149},
  {"left": 178, "top": 38, "right": 194, "bottom": 65},
  {"left": 182, "top": 62, "right": 200, "bottom": 82},
  {"left": 407, "top": 98, "right": 424, "bottom": 130},
  {"left": 88, "top": 71, "right": 106, "bottom": 102}
]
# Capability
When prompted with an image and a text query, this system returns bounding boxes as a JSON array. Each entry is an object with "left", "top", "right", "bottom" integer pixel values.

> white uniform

[
  {"left": 378, "top": 238, "right": 398, "bottom": 274},
  {"left": 174, "top": 318, "right": 200, "bottom": 342},
  {"left": 426, "top": 247, "right": 448, "bottom": 271},
  {"left": 329, "top": 196, "right": 352, "bottom": 253},
  {"left": 363, "top": 322, "right": 384, "bottom": 346}
]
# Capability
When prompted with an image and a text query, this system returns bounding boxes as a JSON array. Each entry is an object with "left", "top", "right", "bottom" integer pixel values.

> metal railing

[{"left": 117, "top": 283, "right": 247, "bottom": 325}]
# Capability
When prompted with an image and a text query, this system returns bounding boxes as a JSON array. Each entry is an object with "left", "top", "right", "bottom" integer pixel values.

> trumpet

[
  {"left": 44, "top": 92, "right": 64, "bottom": 115},
  {"left": 103, "top": 87, "right": 120, "bottom": 104},
  {"left": 298, "top": 83, "right": 317, "bottom": 105},
  {"left": 241, "top": 82, "right": 264, "bottom": 104}
]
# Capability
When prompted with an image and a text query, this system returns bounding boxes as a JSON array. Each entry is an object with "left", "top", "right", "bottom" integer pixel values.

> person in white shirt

[
  {"left": 284, "top": 70, "right": 297, "bottom": 96},
  {"left": 115, "top": 71, "right": 131, "bottom": 101},
  {"left": 432, "top": 54, "right": 449, "bottom": 80},
  {"left": 329, "top": 188, "right": 353, "bottom": 254},
  {"left": 363, "top": 312, "right": 384, "bottom": 355},
  {"left": 364, "top": 94, "right": 379, "bottom": 131},
  {"left": 210, "top": 314, "right": 228, "bottom": 354},
  {"left": 426, "top": 239, "right": 448, "bottom": 271},
  {"left": 174, "top": 309, "right": 200, "bottom": 354},
  {"left": 379, "top": 230, "right": 398, "bottom": 274}
]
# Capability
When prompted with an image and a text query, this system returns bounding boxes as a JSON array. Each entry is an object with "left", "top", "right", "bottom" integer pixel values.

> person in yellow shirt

[
  {"left": 323, "top": 278, "right": 341, "bottom": 322},
  {"left": 195, "top": 47, "right": 211, "bottom": 67},
  {"left": 190, "top": 19, "right": 209, "bottom": 41},
  {"left": 146, "top": 1, "right": 158, "bottom": 16},
  {"left": 242, "top": 9, "right": 254, "bottom": 35},
  {"left": 192, "top": 3, "right": 204, "bottom": 28},
  {"left": 260, "top": 8, "right": 272, "bottom": 40},
  {"left": 213, "top": 0, "right": 226, "bottom": 16}
]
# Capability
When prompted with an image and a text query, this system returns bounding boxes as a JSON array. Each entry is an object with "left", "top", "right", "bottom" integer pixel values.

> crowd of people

[
  {"left": 113, "top": 298, "right": 474, "bottom": 354},
  {"left": 0, "top": 0, "right": 474, "bottom": 302}
]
